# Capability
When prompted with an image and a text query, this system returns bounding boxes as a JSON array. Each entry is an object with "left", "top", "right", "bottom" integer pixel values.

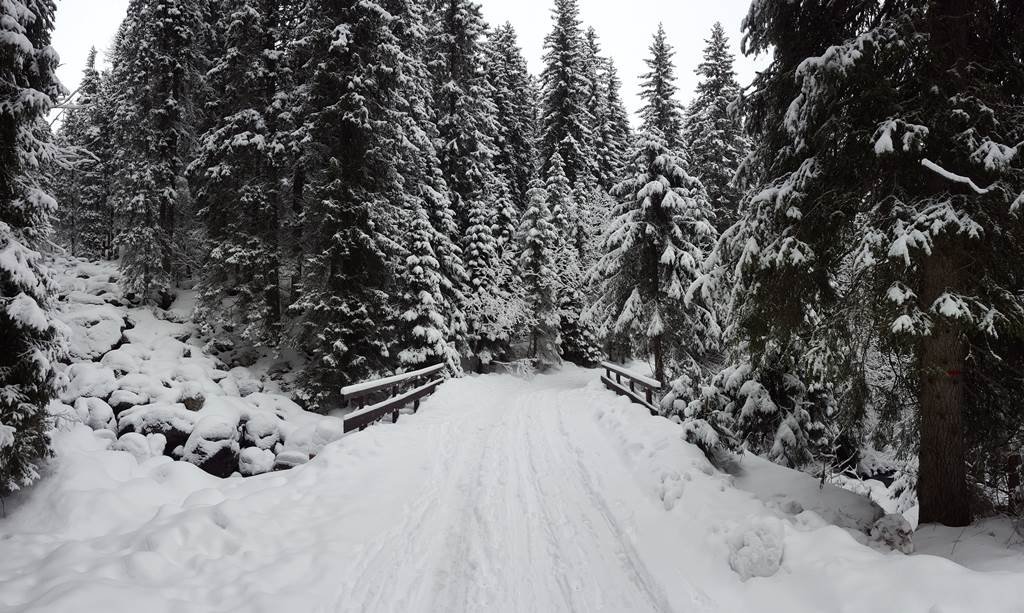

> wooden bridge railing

[
  {"left": 341, "top": 363, "right": 445, "bottom": 433},
  {"left": 599, "top": 361, "right": 662, "bottom": 416}
]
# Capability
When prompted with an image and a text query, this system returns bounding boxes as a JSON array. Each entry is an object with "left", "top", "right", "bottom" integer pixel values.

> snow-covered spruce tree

[
  {"left": 108, "top": 0, "right": 209, "bottom": 305},
  {"left": 484, "top": 23, "right": 538, "bottom": 208},
  {"left": 396, "top": 0, "right": 470, "bottom": 371},
  {"left": 190, "top": 0, "right": 292, "bottom": 346},
  {"left": 557, "top": 250, "right": 603, "bottom": 367},
  {"left": 518, "top": 182, "right": 562, "bottom": 370},
  {"left": 545, "top": 151, "right": 575, "bottom": 240},
  {"left": 638, "top": 24, "right": 684, "bottom": 149},
  {"left": 595, "top": 60, "right": 632, "bottom": 193},
  {"left": 0, "top": 0, "right": 68, "bottom": 494},
  {"left": 492, "top": 177, "right": 519, "bottom": 250},
  {"left": 462, "top": 182, "right": 514, "bottom": 366},
  {"left": 396, "top": 207, "right": 451, "bottom": 368},
  {"left": 540, "top": 0, "right": 595, "bottom": 189},
  {"left": 426, "top": 0, "right": 499, "bottom": 234},
  {"left": 732, "top": 0, "right": 1024, "bottom": 525},
  {"left": 291, "top": 0, "right": 407, "bottom": 408},
  {"left": 581, "top": 28, "right": 612, "bottom": 191},
  {"left": 589, "top": 133, "right": 716, "bottom": 385},
  {"left": 52, "top": 48, "right": 110, "bottom": 257},
  {"left": 683, "top": 22, "right": 749, "bottom": 231}
]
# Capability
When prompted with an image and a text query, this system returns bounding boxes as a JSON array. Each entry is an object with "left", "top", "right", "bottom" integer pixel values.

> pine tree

[
  {"left": 0, "top": 0, "right": 68, "bottom": 494},
  {"left": 731, "top": 0, "right": 1024, "bottom": 525},
  {"left": 590, "top": 134, "right": 716, "bottom": 384},
  {"left": 108, "top": 0, "right": 209, "bottom": 305},
  {"left": 484, "top": 23, "right": 537, "bottom": 208},
  {"left": 518, "top": 181, "right": 562, "bottom": 370},
  {"left": 638, "top": 24, "right": 683, "bottom": 148},
  {"left": 540, "top": 0, "right": 594, "bottom": 189},
  {"left": 683, "top": 22, "right": 748, "bottom": 230},
  {"left": 190, "top": 0, "right": 291, "bottom": 346}
]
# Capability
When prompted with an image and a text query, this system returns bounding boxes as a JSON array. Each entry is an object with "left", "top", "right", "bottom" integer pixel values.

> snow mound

[{"left": 728, "top": 516, "right": 786, "bottom": 580}]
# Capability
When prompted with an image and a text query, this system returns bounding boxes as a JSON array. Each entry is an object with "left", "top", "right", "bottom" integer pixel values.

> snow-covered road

[{"left": 3, "top": 367, "right": 1024, "bottom": 612}]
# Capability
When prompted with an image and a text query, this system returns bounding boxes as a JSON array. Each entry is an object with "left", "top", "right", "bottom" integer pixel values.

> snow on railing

[
  {"left": 341, "top": 363, "right": 445, "bottom": 432},
  {"left": 599, "top": 361, "right": 662, "bottom": 416}
]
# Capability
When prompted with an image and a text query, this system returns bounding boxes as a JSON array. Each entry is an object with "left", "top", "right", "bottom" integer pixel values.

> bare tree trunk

[{"left": 917, "top": 248, "right": 970, "bottom": 526}]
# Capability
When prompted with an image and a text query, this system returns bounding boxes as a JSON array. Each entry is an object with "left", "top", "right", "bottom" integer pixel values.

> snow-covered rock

[
  {"left": 109, "top": 432, "right": 155, "bottom": 463},
  {"left": 238, "top": 447, "right": 275, "bottom": 477},
  {"left": 74, "top": 397, "right": 116, "bottom": 432},
  {"left": 60, "top": 362, "right": 117, "bottom": 403},
  {"left": 58, "top": 303, "right": 127, "bottom": 359},
  {"left": 273, "top": 450, "right": 309, "bottom": 471},
  {"left": 118, "top": 403, "right": 200, "bottom": 454},
  {"left": 181, "top": 414, "right": 241, "bottom": 477},
  {"left": 242, "top": 412, "right": 283, "bottom": 450}
]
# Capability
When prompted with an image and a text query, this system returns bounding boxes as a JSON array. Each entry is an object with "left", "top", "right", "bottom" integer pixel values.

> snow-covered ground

[
  {"left": 2, "top": 258, "right": 1023, "bottom": 612},
  {"left": 3, "top": 365, "right": 1024, "bottom": 611}
]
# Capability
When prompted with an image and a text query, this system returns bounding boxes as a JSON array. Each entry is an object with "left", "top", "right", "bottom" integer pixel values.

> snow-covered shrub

[{"left": 667, "top": 360, "right": 827, "bottom": 469}]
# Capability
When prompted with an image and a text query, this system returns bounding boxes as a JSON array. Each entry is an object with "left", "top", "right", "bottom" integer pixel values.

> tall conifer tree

[
  {"left": 191, "top": 0, "right": 292, "bottom": 345},
  {"left": 540, "top": 0, "right": 594, "bottom": 188},
  {"left": 683, "top": 22, "right": 748, "bottom": 230},
  {"left": 109, "top": 0, "right": 209, "bottom": 305},
  {"left": 0, "top": 0, "right": 68, "bottom": 494},
  {"left": 727, "top": 0, "right": 1024, "bottom": 524},
  {"left": 638, "top": 24, "right": 683, "bottom": 148}
]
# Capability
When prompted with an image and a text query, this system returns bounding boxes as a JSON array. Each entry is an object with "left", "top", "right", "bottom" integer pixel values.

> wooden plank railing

[
  {"left": 600, "top": 361, "right": 662, "bottom": 416},
  {"left": 341, "top": 363, "right": 445, "bottom": 433}
]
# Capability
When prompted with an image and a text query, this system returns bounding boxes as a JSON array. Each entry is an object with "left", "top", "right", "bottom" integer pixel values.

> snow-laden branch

[{"left": 920, "top": 158, "right": 996, "bottom": 195}]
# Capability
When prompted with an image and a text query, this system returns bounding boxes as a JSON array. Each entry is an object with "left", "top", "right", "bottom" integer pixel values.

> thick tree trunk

[
  {"left": 651, "top": 334, "right": 665, "bottom": 385},
  {"left": 917, "top": 248, "right": 970, "bottom": 526}
]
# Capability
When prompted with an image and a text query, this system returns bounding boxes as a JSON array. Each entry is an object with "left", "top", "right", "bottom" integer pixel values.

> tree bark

[
  {"left": 917, "top": 248, "right": 970, "bottom": 526},
  {"left": 651, "top": 333, "right": 665, "bottom": 385}
]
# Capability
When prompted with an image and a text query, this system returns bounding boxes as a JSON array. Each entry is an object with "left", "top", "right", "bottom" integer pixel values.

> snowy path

[{"left": 4, "top": 367, "right": 1024, "bottom": 613}]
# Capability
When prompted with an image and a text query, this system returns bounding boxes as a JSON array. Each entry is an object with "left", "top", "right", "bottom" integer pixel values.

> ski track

[{"left": 318, "top": 377, "right": 682, "bottom": 613}]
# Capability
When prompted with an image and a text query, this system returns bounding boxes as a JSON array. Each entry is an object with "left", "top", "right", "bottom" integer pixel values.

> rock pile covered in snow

[{"left": 50, "top": 258, "right": 343, "bottom": 478}]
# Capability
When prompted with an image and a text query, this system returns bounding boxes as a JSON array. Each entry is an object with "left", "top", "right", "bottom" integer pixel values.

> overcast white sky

[{"left": 52, "top": 0, "right": 766, "bottom": 121}]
